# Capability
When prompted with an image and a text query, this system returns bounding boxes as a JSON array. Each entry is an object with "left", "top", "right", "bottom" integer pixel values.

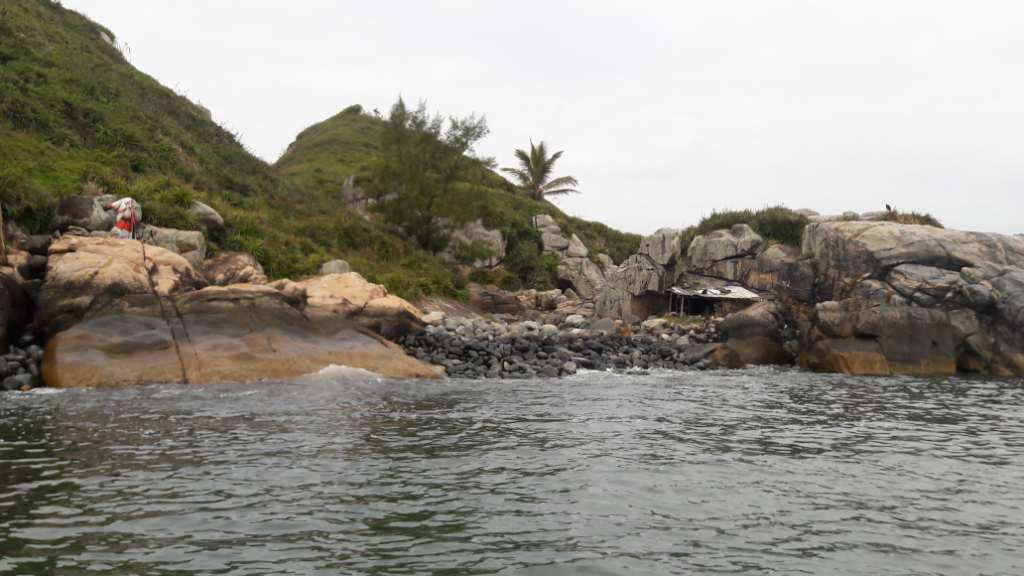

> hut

[{"left": 669, "top": 285, "right": 761, "bottom": 317}]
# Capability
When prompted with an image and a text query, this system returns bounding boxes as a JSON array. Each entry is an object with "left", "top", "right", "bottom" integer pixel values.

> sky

[{"left": 63, "top": 0, "right": 1024, "bottom": 236}]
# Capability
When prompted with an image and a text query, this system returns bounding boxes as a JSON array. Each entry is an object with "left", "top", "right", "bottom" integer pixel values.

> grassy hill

[{"left": 0, "top": 0, "right": 639, "bottom": 298}]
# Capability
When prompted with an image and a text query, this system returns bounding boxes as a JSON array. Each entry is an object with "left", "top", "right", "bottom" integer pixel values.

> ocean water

[{"left": 1, "top": 368, "right": 1023, "bottom": 575}]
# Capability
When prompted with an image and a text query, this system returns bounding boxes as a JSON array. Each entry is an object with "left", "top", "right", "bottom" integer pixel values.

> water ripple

[{"left": 2, "top": 368, "right": 1023, "bottom": 574}]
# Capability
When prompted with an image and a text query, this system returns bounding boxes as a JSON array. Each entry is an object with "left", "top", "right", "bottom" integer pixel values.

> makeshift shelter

[{"left": 669, "top": 285, "right": 761, "bottom": 316}]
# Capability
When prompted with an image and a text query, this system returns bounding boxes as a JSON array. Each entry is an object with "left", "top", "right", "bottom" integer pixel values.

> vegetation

[
  {"left": 501, "top": 141, "right": 579, "bottom": 200},
  {"left": 878, "top": 210, "right": 943, "bottom": 228},
  {"left": 0, "top": 1, "right": 638, "bottom": 299},
  {"left": 680, "top": 206, "right": 810, "bottom": 253}
]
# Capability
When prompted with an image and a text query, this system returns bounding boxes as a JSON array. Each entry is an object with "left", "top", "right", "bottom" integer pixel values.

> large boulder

[
  {"left": 639, "top": 228, "right": 683, "bottom": 268},
  {"left": 189, "top": 201, "right": 224, "bottom": 232},
  {"left": 687, "top": 224, "right": 764, "bottom": 280},
  {"left": 719, "top": 301, "right": 783, "bottom": 341},
  {"left": 142, "top": 226, "right": 206, "bottom": 269},
  {"left": 54, "top": 195, "right": 115, "bottom": 231},
  {"left": 746, "top": 244, "right": 816, "bottom": 306},
  {"left": 298, "top": 273, "right": 424, "bottom": 340},
  {"left": 556, "top": 257, "right": 605, "bottom": 300},
  {"left": 566, "top": 234, "right": 589, "bottom": 259},
  {"left": 469, "top": 284, "right": 526, "bottom": 315},
  {"left": 202, "top": 252, "right": 267, "bottom": 286},
  {"left": 41, "top": 284, "right": 440, "bottom": 387},
  {"left": 36, "top": 236, "right": 204, "bottom": 336},
  {"left": 320, "top": 259, "right": 352, "bottom": 275},
  {"left": 541, "top": 232, "right": 570, "bottom": 253},
  {"left": 445, "top": 219, "right": 506, "bottom": 268}
]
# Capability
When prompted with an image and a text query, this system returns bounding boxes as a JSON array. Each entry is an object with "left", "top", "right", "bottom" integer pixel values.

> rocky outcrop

[
  {"left": 54, "top": 195, "right": 115, "bottom": 232},
  {"left": 639, "top": 228, "right": 683, "bottom": 268},
  {"left": 530, "top": 214, "right": 608, "bottom": 300},
  {"left": 594, "top": 253, "right": 666, "bottom": 322},
  {"left": 298, "top": 272, "right": 424, "bottom": 340},
  {"left": 141, "top": 226, "right": 206, "bottom": 268},
  {"left": 189, "top": 201, "right": 224, "bottom": 232},
  {"left": 469, "top": 284, "right": 526, "bottom": 315},
  {"left": 202, "top": 251, "right": 267, "bottom": 286},
  {"left": 798, "top": 221, "right": 1024, "bottom": 376},
  {"left": 36, "top": 236, "right": 204, "bottom": 336},
  {"left": 557, "top": 257, "right": 605, "bottom": 300},
  {"left": 688, "top": 224, "right": 764, "bottom": 280},
  {"left": 445, "top": 219, "right": 506, "bottom": 268},
  {"left": 42, "top": 284, "right": 439, "bottom": 387}
]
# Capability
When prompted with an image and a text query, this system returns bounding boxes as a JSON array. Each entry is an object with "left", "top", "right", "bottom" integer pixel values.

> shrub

[
  {"left": 877, "top": 210, "right": 943, "bottom": 228},
  {"left": 681, "top": 206, "right": 810, "bottom": 253}
]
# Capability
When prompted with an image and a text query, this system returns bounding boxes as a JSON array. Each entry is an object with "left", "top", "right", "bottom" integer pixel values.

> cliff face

[{"left": 798, "top": 222, "right": 1024, "bottom": 376}]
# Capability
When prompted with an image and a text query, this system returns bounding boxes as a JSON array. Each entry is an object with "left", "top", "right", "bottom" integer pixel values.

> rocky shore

[
  {"left": 1, "top": 331, "right": 44, "bottom": 391},
  {"left": 401, "top": 314, "right": 731, "bottom": 379}
]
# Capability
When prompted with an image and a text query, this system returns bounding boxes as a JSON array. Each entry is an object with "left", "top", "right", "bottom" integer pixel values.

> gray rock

[
  {"left": 142, "top": 226, "right": 206, "bottom": 269},
  {"left": 561, "top": 361, "right": 578, "bottom": 375},
  {"left": 2, "top": 373, "right": 36, "bottom": 391},
  {"left": 320, "top": 259, "right": 352, "bottom": 275},
  {"left": 566, "top": 234, "right": 589, "bottom": 258},
  {"left": 541, "top": 232, "right": 570, "bottom": 253},
  {"left": 556, "top": 257, "right": 605, "bottom": 301},
  {"left": 54, "top": 195, "right": 115, "bottom": 231},
  {"left": 563, "top": 314, "right": 586, "bottom": 327},
  {"left": 532, "top": 214, "right": 561, "bottom": 234},
  {"left": 639, "top": 228, "right": 683, "bottom": 267},
  {"left": 25, "top": 235, "right": 52, "bottom": 256},
  {"left": 189, "top": 201, "right": 224, "bottom": 232},
  {"left": 445, "top": 219, "right": 506, "bottom": 268},
  {"left": 591, "top": 317, "right": 617, "bottom": 334},
  {"left": 688, "top": 224, "right": 764, "bottom": 270}
]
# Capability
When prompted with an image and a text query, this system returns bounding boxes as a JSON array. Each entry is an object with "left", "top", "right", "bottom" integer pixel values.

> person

[{"left": 107, "top": 197, "right": 141, "bottom": 239}]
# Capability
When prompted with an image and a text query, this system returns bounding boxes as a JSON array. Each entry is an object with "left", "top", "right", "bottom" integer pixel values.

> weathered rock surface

[
  {"left": 320, "top": 259, "right": 352, "bottom": 275},
  {"left": 446, "top": 219, "right": 506, "bottom": 268},
  {"left": 639, "top": 228, "right": 683, "bottom": 268},
  {"left": 42, "top": 284, "right": 439, "bottom": 388},
  {"left": 142, "top": 226, "right": 206, "bottom": 269},
  {"left": 688, "top": 224, "right": 764, "bottom": 280},
  {"left": 54, "top": 195, "right": 115, "bottom": 232},
  {"left": 36, "top": 236, "right": 204, "bottom": 336},
  {"left": 189, "top": 201, "right": 224, "bottom": 231},
  {"left": 557, "top": 257, "right": 605, "bottom": 300},
  {"left": 202, "top": 252, "right": 267, "bottom": 286},
  {"left": 298, "top": 273, "right": 424, "bottom": 340},
  {"left": 469, "top": 284, "right": 526, "bottom": 315}
]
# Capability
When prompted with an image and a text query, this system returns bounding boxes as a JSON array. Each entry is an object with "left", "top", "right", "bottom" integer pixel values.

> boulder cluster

[
  {"left": 400, "top": 312, "right": 732, "bottom": 379},
  {"left": 1, "top": 331, "right": 44, "bottom": 391}
]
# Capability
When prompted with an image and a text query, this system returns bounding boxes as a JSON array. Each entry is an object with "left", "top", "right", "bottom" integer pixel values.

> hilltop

[{"left": 0, "top": 0, "right": 638, "bottom": 298}]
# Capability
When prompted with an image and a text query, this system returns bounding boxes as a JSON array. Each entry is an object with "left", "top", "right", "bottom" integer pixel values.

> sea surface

[{"left": 1, "top": 367, "right": 1023, "bottom": 575}]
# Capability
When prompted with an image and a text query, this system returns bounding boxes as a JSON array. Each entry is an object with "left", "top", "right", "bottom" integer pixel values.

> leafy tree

[
  {"left": 369, "top": 98, "right": 489, "bottom": 253},
  {"left": 501, "top": 141, "right": 579, "bottom": 200}
]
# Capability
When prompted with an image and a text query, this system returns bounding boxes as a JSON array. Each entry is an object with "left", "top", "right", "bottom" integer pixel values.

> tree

[
  {"left": 369, "top": 98, "right": 489, "bottom": 253},
  {"left": 501, "top": 141, "right": 579, "bottom": 201}
]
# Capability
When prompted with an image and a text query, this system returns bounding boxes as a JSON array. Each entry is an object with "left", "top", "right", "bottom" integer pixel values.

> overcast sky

[{"left": 64, "top": 0, "right": 1024, "bottom": 235}]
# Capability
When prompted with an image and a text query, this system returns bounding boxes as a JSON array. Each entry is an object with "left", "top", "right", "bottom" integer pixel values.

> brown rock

[
  {"left": 299, "top": 273, "right": 424, "bottom": 339},
  {"left": 202, "top": 252, "right": 267, "bottom": 286},
  {"left": 36, "top": 236, "right": 203, "bottom": 336},
  {"left": 726, "top": 337, "right": 794, "bottom": 366},
  {"left": 41, "top": 284, "right": 440, "bottom": 388},
  {"left": 469, "top": 284, "right": 526, "bottom": 315},
  {"left": 801, "top": 339, "right": 892, "bottom": 376}
]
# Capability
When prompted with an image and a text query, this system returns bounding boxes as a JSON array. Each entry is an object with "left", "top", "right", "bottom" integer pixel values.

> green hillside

[{"left": 0, "top": 0, "right": 639, "bottom": 299}]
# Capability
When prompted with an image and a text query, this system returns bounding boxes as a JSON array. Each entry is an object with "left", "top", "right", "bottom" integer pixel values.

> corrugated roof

[{"left": 669, "top": 285, "right": 761, "bottom": 300}]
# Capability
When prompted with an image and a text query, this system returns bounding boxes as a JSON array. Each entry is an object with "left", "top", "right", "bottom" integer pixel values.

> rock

[
  {"left": 561, "top": 361, "right": 578, "bottom": 375},
  {"left": 445, "top": 219, "right": 506, "bottom": 267},
  {"left": 802, "top": 339, "right": 892, "bottom": 376},
  {"left": 591, "top": 317, "right": 617, "bottom": 334},
  {"left": 422, "top": 311, "right": 445, "bottom": 326},
  {"left": 639, "top": 228, "right": 683, "bottom": 268},
  {"left": 719, "top": 301, "right": 782, "bottom": 341},
  {"left": 320, "top": 259, "right": 352, "bottom": 275},
  {"left": 36, "top": 236, "right": 204, "bottom": 337},
  {"left": 42, "top": 284, "right": 440, "bottom": 388},
  {"left": 16, "top": 254, "right": 48, "bottom": 280},
  {"left": 202, "top": 252, "right": 267, "bottom": 286},
  {"left": 3, "top": 373, "right": 36, "bottom": 391},
  {"left": 541, "top": 324, "right": 559, "bottom": 336},
  {"left": 746, "top": 244, "right": 816, "bottom": 305},
  {"left": 25, "top": 235, "right": 52, "bottom": 256},
  {"left": 566, "top": 234, "right": 589, "bottom": 258},
  {"left": 856, "top": 306, "right": 956, "bottom": 376},
  {"left": 595, "top": 253, "right": 616, "bottom": 270},
  {"left": 469, "top": 284, "right": 526, "bottom": 315},
  {"left": 725, "top": 337, "right": 793, "bottom": 366},
  {"left": 141, "top": 226, "right": 206, "bottom": 269},
  {"left": 563, "top": 314, "right": 586, "bottom": 328},
  {"left": 299, "top": 273, "right": 424, "bottom": 340},
  {"left": 641, "top": 318, "right": 668, "bottom": 331},
  {"left": 541, "top": 232, "right": 570, "bottom": 253},
  {"left": 189, "top": 201, "right": 224, "bottom": 231},
  {"left": 556, "top": 257, "right": 605, "bottom": 300},
  {"left": 268, "top": 279, "right": 307, "bottom": 308},
  {"left": 689, "top": 224, "right": 764, "bottom": 269},
  {"left": 54, "top": 195, "right": 115, "bottom": 231},
  {"left": 532, "top": 214, "right": 561, "bottom": 234}
]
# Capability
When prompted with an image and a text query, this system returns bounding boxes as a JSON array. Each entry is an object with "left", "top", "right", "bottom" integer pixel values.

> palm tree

[{"left": 501, "top": 141, "right": 579, "bottom": 201}]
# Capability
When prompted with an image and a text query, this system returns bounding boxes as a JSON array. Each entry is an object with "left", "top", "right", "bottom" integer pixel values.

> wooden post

[{"left": 0, "top": 202, "right": 7, "bottom": 267}]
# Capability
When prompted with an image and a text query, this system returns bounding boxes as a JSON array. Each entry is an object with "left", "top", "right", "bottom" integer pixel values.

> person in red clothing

[{"left": 107, "top": 197, "right": 141, "bottom": 239}]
